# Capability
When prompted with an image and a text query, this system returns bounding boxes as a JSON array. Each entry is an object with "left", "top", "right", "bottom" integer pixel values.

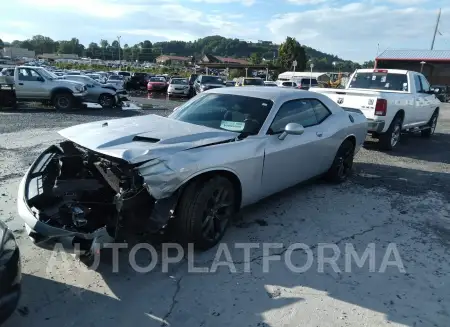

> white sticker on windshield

[
  {"left": 372, "top": 75, "right": 377, "bottom": 80},
  {"left": 220, "top": 120, "right": 245, "bottom": 132},
  {"left": 385, "top": 83, "right": 390, "bottom": 88},
  {"left": 380, "top": 76, "right": 387, "bottom": 82}
]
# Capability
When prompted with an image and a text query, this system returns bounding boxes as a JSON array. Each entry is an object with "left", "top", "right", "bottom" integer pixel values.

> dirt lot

[{"left": 0, "top": 100, "right": 449, "bottom": 327}]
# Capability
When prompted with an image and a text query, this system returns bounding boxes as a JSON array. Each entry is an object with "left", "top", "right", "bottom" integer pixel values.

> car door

[
  {"left": 261, "top": 99, "right": 326, "bottom": 196},
  {"left": 15, "top": 68, "right": 47, "bottom": 99},
  {"left": 418, "top": 74, "right": 438, "bottom": 123}
]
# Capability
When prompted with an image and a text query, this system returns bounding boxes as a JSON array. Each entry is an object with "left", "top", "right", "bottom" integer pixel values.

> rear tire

[
  {"left": 53, "top": 92, "right": 75, "bottom": 111},
  {"left": 421, "top": 111, "right": 438, "bottom": 138},
  {"left": 175, "top": 176, "right": 236, "bottom": 250},
  {"left": 325, "top": 139, "right": 355, "bottom": 183},
  {"left": 379, "top": 116, "right": 402, "bottom": 150}
]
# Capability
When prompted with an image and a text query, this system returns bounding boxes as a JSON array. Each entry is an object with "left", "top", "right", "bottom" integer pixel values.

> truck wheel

[
  {"left": 175, "top": 176, "right": 236, "bottom": 250},
  {"left": 421, "top": 112, "right": 438, "bottom": 138},
  {"left": 379, "top": 116, "right": 402, "bottom": 150},
  {"left": 53, "top": 92, "right": 74, "bottom": 111},
  {"left": 99, "top": 94, "right": 115, "bottom": 108},
  {"left": 325, "top": 139, "right": 355, "bottom": 183}
]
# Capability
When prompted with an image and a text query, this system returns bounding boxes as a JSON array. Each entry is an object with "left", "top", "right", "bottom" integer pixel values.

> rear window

[
  {"left": 150, "top": 77, "right": 165, "bottom": 82},
  {"left": 243, "top": 78, "right": 264, "bottom": 86},
  {"left": 171, "top": 79, "right": 188, "bottom": 85},
  {"left": 349, "top": 72, "right": 408, "bottom": 91}
]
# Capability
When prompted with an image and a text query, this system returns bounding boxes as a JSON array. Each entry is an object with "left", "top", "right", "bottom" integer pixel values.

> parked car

[
  {"left": 167, "top": 78, "right": 190, "bottom": 97},
  {"left": 147, "top": 76, "right": 168, "bottom": 92},
  {"left": 17, "top": 87, "right": 367, "bottom": 258},
  {"left": 63, "top": 75, "right": 128, "bottom": 108},
  {"left": 106, "top": 75, "right": 124, "bottom": 89},
  {"left": 236, "top": 77, "right": 264, "bottom": 86},
  {"left": 12, "top": 66, "right": 87, "bottom": 111},
  {"left": 294, "top": 77, "right": 319, "bottom": 90},
  {"left": 277, "top": 81, "right": 299, "bottom": 88},
  {"left": 116, "top": 71, "right": 131, "bottom": 81},
  {"left": 86, "top": 73, "right": 106, "bottom": 84},
  {"left": 193, "top": 75, "right": 225, "bottom": 94},
  {"left": 126, "top": 72, "right": 150, "bottom": 90},
  {"left": 225, "top": 81, "right": 236, "bottom": 87},
  {"left": 312, "top": 68, "right": 441, "bottom": 150},
  {"left": 264, "top": 81, "right": 278, "bottom": 87},
  {"left": 431, "top": 85, "right": 449, "bottom": 102},
  {"left": 0, "top": 220, "right": 21, "bottom": 324}
]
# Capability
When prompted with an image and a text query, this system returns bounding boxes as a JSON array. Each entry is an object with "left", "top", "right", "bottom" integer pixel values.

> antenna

[{"left": 431, "top": 8, "right": 441, "bottom": 50}]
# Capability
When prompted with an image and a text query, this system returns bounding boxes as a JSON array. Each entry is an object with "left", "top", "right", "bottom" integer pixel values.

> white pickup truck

[{"left": 312, "top": 69, "right": 441, "bottom": 150}]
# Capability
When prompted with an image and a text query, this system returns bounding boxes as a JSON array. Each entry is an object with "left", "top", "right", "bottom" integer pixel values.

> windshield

[
  {"left": 108, "top": 75, "right": 120, "bottom": 80},
  {"left": 169, "top": 93, "right": 273, "bottom": 135},
  {"left": 170, "top": 79, "right": 188, "bottom": 85},
  {"left": 150, "top": 77, "right": 165, "bottom": 82},
  {"left": 244, "top": 78, "right": 264, "bottom": 86},
  {"left": 348, "top": 72, "right": 408, "bottom": 91},
  {"left": 201, "top": 76, "right": 223, "bottom": 84},
  {"left": 118, "top": 72, "right": 131, "bottom": 76}
]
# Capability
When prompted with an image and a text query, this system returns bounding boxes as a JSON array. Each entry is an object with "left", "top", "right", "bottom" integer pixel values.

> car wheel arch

[
  {"left": 177, "top": 169, "right": 243, "bottom": 211},
  {"left": 50, "top": 87, "right": 73, "bottom": 100}
]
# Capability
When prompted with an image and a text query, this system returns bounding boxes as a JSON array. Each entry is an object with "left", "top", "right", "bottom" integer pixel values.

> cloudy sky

[{"left": 1, "top": 0, "right": 449, "bottom": 62}]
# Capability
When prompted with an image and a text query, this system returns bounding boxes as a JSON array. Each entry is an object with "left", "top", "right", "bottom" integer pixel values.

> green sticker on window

[{"left": 220, "top": 120, "right": 245, "bottom": 132}]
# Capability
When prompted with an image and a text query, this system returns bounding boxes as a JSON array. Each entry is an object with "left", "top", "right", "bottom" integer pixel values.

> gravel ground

[{"left": 0, "top": 100, "right": 449, "bottom": 327}]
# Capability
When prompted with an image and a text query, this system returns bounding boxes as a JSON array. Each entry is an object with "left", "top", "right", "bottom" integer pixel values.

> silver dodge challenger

[{"left": 17, "top": 87, "right": 368, "bottom": 257}]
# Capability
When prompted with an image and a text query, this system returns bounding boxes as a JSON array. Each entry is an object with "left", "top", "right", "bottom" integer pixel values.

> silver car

[
  {"left": 167, "top": 78, "right": 190, "bottom": 97},
  {"left": 17, "top": 87, "right": 367, "bottom": 258},
  {"left": 106, "top": 75, "right": 124, "bottom": 89},
  {"left": 64, "top": 75, "right": 127, "bottom": 107}
]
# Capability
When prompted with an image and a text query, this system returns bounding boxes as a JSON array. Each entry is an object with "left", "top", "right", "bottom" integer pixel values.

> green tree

[
  {"left": 100, "top": 39, "right": 109, "bottom": 60},
  {"left": 278, "top": 36, "right": 307, "bottom": 71},
  {"left": 139, "top": 40, "right": 153, "bottom": 62},
  {"left": 0, "top": 39, "right": 4, "bottom": 50},
  {"left": 249, "top": 52, "right": 262, "bottom": 64}
]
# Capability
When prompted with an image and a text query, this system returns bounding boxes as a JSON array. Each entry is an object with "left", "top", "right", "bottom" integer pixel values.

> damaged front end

[{"left": 17, "top": 141, "right": 177, "bottom": 255}]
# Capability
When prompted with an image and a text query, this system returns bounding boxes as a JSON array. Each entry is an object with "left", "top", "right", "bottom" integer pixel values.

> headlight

[
  {"left": 201, "top": 85, "right": 206, "bottom": 90},
  {"left": 74, "top": 85, "right": 84, "bottom": 92}
]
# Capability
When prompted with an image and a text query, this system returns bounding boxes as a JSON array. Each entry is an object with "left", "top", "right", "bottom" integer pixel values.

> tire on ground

[
  {"left": 174, "top": 175, "right": 236, "bottom": 250},
  {"left": 378, "top": 115, "right": 403, "bottom": 151},
  {"left": 52, "top": 92, "right": 75, "bottom": 111},
  {"left": 325, "top": 139, "right": 355, "bottom": 184}
]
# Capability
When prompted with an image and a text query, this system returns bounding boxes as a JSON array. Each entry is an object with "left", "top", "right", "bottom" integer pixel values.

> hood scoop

[{"left": 133, "top": 136, "right": 160, "bottom": 143}]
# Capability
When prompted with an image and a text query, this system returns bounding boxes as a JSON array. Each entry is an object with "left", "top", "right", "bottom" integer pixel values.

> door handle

[
  {"left": 316, "top": 132, "right": 323, "bottom": 137},
  {"left": 18, "top": 83, "right": 24, "bottom": 85}
]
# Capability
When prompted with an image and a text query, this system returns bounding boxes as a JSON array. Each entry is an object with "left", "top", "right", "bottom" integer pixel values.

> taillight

[
  {"left": 374, "top": 99, "right": 387, "bottom": 116},
  {"left": 297, "top": 84, "right": 302, "bottom": 88},
  {"left": 374, "top": 69, "right": 388, "bottom": 73}
]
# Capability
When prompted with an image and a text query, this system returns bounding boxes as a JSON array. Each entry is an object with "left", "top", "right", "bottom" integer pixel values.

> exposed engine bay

[{"left": 25, "top": 141, "right": 173, "bottom": 252}]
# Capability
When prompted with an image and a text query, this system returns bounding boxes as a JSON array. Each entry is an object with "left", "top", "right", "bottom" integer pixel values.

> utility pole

[
  {"left": 431, "top": 8, "right": 441, "bottom": 50},
  {"left": 117, "top": 35, "right": 121, "bottom": 68}
]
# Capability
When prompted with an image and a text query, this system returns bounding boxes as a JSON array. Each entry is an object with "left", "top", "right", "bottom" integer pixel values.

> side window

[
  {"left": 18, "top": 68, "right": 28, "bottom": 81},
  {"left": 419, "top": 75, "right": 431, "bottom": 92},
  {"left": 310, "top": 99, "right": 331, "bottom": 123},
  {"left": 269, "top": 99, "right": 318, "bottom": 133},
  {"left": 414, "top": 74, "right": 423, "bottom": 93},
  {"left": 292, "top": 82, "right": 297, "bottom": 88}
]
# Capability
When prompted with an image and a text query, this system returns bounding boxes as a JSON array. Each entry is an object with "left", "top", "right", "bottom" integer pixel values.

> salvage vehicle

[
  {"left": 311, "top": 69, "right": 441, "bottom": 150},
  {"left": 106, "top": 75, "right": 124, "bottom": 89},
  {"left": 17, "top": 87, "right": 367, "bottom": 259},
  {"left": 147, "top": 77, "right": 168, "bottom": 92},
  {"left": 193, "top": 75, "right": 225, "bottom": 94},
  {"left": 12, "top": 66, "right": 87, "bottom": 111},
  {"left": 167, "top": 78, "right": 190, "bottom": 97},
  {"left": 0, "top": 220, "right": 21, "bottom": 324},
  {"left": 63, "top": 75, "right": 128, "bottom": 108},
  {"left": 431, "top": 84, "right": 449, "bottom": 103}
]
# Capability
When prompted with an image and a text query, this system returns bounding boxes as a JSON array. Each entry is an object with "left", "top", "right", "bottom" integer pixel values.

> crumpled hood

[{"left": 58, "top": 114, "right": 237, "bottom": 164}]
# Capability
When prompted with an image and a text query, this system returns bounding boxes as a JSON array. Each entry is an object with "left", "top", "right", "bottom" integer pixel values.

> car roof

[{"left": 207, "top": 86, "right": 314, "bottom": 102}]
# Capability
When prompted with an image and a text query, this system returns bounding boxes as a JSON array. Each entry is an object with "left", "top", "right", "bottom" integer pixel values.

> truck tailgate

[{"left": 311, "top": 88, "right": 381, "bottom": 120}]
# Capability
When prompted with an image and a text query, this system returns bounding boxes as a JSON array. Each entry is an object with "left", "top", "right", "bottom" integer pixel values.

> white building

[{"left": 2, "top": 47, "right": 35, "bottom": 59}]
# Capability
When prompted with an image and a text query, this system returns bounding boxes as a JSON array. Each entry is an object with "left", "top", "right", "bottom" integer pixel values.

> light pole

[
  {"left": 420, "top": 61, "right": 426, "bottom": 73},
  {"left": 117, "top": 36, "right": 121, "bottom": 68},
  {"left": 245, "top": 67, "right": 248, "bottom": 78},
  {"left": 309, "top": 63, "right": 314, "bottom": 88}
]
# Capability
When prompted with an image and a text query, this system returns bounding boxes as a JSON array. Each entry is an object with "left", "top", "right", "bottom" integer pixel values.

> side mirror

[
  {"left": 37, "top": 76, "right": 45, "bottom": 82},
  {"left": 278, "top": 122, "right": 305, "bottom": 140}
]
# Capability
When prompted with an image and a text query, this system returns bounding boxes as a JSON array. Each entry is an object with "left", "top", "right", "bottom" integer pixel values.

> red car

[{"left": 147, "top": 77, "right": 168, "bottom": 92}]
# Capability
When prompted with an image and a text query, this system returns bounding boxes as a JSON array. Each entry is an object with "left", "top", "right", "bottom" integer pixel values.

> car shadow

[
  {"left": 8, "top": 163, "right": 449, "bottom": 327},
  {"left": 363, "top": 132, "right": 450, "bottom": 165}
]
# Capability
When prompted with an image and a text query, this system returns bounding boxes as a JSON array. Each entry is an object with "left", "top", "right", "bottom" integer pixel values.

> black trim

[{"left": 266, "top": 98, "right": 332, "bottom": 134}]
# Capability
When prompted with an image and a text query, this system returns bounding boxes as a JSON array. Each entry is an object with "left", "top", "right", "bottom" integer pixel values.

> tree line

[{"left": 0, "top": 35, "right": 375, "bottom": 72}]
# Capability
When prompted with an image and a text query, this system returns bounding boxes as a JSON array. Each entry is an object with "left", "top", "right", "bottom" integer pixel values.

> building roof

[
  {"left": 215, "top": 56, "right": 249, "bottom": 65},
  {"left": 376, "top": 49, "right": 450, "bottom": 61},
  {"left": 156, "top": 55, "right": 190, "bottom": 61}
]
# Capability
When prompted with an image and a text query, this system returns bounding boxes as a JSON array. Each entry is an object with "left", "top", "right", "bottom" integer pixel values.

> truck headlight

[{"left": 74, "top": 85, "right": 84, "bottom": 92}]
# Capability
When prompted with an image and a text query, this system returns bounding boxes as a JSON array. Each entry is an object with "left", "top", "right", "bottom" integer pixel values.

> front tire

[
  {"left": 98, "top": 94, "right": 115, "bottom": 108},
  {"left": 421, "top": 111, "right": 438, "bottom": 138},
  {"left": 175, "top": 176, "right": 236, "bottom": 250},
  {"left": 326, "top": 139, "right": 355, "bottom": 183},
  {"left": 379, "top": 116, "right": 402, "bottom": 150},
  {"left": 53, "top": 92, "right": 74, "bottom": 111}
]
